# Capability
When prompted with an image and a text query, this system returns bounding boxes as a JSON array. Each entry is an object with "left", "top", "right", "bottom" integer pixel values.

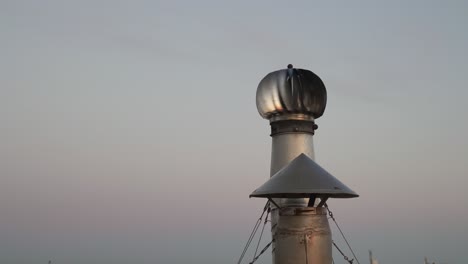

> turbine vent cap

[{"left": 256, "top": 65, "right": 327, "bottom": 120}]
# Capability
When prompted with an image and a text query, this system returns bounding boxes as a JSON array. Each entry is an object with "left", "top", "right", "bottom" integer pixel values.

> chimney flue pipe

[{"left": 253, "top": 65, "right": 357, "bottom": 264}]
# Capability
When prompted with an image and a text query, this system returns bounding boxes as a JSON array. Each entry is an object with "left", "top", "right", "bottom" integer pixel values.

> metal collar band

[
  {"left": 270, "top": 119, "right": 318, "bottom": 136},
  {"left": 278, "top": 207, "right": 328, "bottom": 216}
]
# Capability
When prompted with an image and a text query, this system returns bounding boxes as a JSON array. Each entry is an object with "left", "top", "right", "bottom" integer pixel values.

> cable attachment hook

[
  {"left": 332, "top": 241, "right": 354, "bottom": 264},
  {"left": 326, "top": 203, "right": 361, "bottom": 264},
  {"left": 345, "top": 256, "right": 354, "bottom": 264},
  {"left": 324, "top": 203, "right": 334, "bottom": 220}
]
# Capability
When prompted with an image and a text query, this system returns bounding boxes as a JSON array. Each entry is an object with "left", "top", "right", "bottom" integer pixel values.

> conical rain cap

[{"left": 250, "top": 153, "right": 358, "bottom": 199}]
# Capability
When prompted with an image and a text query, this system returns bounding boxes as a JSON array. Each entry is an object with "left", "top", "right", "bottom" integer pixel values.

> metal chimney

[{"left": 252, "top": 65, "right": 358, "bottom": 264}]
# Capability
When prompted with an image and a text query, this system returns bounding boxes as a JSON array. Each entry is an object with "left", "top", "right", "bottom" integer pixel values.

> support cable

[
  {"left": 325, "top": 203, "right": 360, "bottom": 264},
  {"left": 237, "top": 201, "right": 270, "bottom": 264},
  {"left": 333, "top": 240, "right": 354, "bottom": 264},
  {"left": 252, "top": 208, "right": 270, "bottom": 260},
  {"left": 248, "top": 239, "right": 274, "bottom": 264}
]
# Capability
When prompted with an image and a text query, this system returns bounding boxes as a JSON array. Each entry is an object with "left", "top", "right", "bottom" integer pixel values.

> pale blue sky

[{"left": 1, "top": 1, "right": 468, "bottom": 264}]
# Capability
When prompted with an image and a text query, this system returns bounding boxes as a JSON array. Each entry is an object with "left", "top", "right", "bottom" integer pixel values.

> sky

[{"left": 1, "top": 0, "right": 468, "bottom": 263}]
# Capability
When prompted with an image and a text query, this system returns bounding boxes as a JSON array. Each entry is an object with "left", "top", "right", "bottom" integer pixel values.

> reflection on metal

[
  {"left": 250, "top": 153, "right": 358, "bottom": 199},
  {"left": 273, "top": 207, "right": 332, "bottom": 264},
  {"left": 270, "top": 122, "right": 316, "bottom": 207},
  {"left": 270, "top": 119, "right": 318, "bottom": 136},
  {"left": 256, "top": 64, "right": 327, "bottom": 120},
  {"left": 250, "top": 65, "right": 357, "bottom": 264}
]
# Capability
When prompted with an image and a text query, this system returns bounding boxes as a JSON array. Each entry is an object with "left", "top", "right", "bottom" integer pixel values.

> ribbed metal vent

[{"left": 256, "top": 65, "right": 327, "bottom": 120}]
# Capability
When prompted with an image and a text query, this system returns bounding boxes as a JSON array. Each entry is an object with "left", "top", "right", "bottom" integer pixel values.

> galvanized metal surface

[
  {"left": 271, "top": 207, "right": 332, "bottom": 264},
  {"left": 270, "top": 132, "right": 316, "bottom": 207},
  {"left": 267, "top": 126, "right": 332, "bottom": 264},
  {"left": 255, "top": 66, "right": 337, "bottom": 264},
  {"left": 251, "top": 153, "right": 359, "bottom": 199},
  {"left": 256, "top": 65, "right": 327, "bottom": 120},
  {"left": 271, "top": 133, "right": 316, "bottom": 174},
  {"left": 270, "top": 119, "right": 318, "bottom": 136},
  {"left": 270, "top": 113, "right": 315, "bottom": 123}
]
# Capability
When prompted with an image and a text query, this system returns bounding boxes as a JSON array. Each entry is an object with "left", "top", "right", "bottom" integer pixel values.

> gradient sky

[{"left": 1, "top": 1, "right": 468, "bottom": 264}]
